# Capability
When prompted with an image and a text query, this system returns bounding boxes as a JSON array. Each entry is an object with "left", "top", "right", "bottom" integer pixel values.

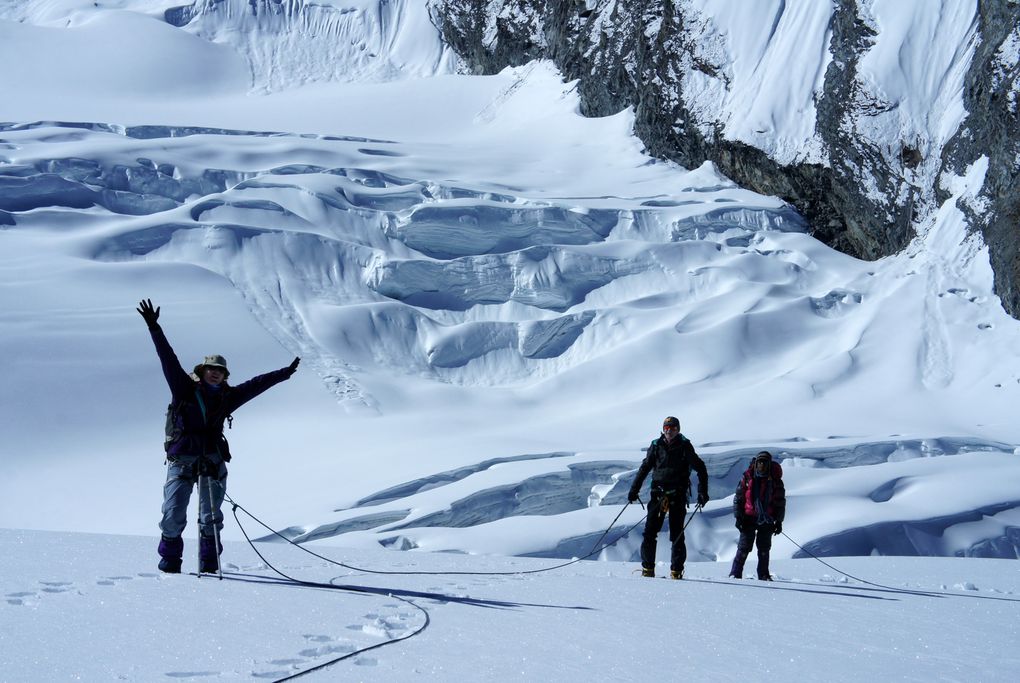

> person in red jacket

[
  {"left": 729, "top": 451, "right": 786, "bottom": 580},
  {"left": 138, "top": 299, "right": 299, "bottom": 574}
]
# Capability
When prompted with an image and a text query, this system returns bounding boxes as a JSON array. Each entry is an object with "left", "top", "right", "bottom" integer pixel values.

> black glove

[
  {"left": 137, "top": 298, "right": 160, "bottom": 329},
  {"left": 773, "top": 521, "right": 783, "bottom": 536},
  {"left": 697, "top": 490, "right": 709, "bottom": 506},
  {"left": 288, "top": 356, "right": 301, "bottom": 373},
  {"left": 734, "top": 517, "right": 745, "bottom": 531},
  {"left": 627, "top": 489, "right": 639, "bottom": 503}
]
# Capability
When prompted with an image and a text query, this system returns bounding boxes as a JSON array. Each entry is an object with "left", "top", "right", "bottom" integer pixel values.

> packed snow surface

[{"left": 2, "top": 528, "right": 1018, "bottom": 681}]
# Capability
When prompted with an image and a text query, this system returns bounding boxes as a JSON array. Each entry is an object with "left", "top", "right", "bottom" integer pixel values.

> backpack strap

[{"left": 194, "top": 388, "right": 208, "bottom": 424}]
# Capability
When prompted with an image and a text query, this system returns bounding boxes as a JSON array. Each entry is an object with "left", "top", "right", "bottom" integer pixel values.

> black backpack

[
  {"left": 163, "top": 391, "right": 232, "bottom": 453},
  {"left": 163, "top": 399, "right": 188, "bottom": 453}
]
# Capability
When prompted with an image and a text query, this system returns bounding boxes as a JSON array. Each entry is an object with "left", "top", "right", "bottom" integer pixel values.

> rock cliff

[{"left": 430, "top": 0, "right": 1020, "bottom": 316}]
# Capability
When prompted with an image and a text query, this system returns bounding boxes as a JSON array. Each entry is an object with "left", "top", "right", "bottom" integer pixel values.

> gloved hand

[
  {"left": 137, "top": 299, "right": 160, "bottom": 329},
  {"left": 697, "top": 490, "right": 709, "bottom": 507},
  {"left": 288, "top": 357, "right": 301, "bottom": 373},
  {"left": 735, "top": 517, "right": 746, "bottom": 532},
  {"left": 773, "top": 521, "right": 783, "bottom": 536},
  {"left": 627, "top": 489, "right": 639, "bottom": 503}
]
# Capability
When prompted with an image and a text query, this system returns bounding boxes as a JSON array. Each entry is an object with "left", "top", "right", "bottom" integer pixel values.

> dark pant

[
  {"left": 640, "top": 491, "right": 689, "bottom": 572},
  {"left": 730, "top": 523, "right": 774, "bottom": 579},
  {"left": 159, "top": 456, "right": 228, "bottom": 539}
]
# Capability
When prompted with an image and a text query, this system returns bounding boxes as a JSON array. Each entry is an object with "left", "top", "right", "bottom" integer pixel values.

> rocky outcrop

[
  {"left": 429, "top": 0, "right": 1020, "bottom": 316},
  {"left": 941, "top": 1, "right": 1020, "bottom": 315}
]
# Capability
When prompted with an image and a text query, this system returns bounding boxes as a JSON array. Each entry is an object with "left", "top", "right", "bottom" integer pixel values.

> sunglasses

[{"left": 662, "top": 425, "right": 678, "bottom": 431}]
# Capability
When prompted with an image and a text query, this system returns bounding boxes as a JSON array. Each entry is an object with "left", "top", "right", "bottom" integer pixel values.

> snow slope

[{"left": 2, "top": 528, "right": 1018, "bottom": 681}]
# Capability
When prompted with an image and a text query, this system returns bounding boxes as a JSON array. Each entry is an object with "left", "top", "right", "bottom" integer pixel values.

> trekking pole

[
  {"left": 207, "top": 473, "right": 224, "bottom": 581},
  {"left": 196, "top": 472, "right": 203, "bottom": 578},
  {"left": 682, "top": 503, "right": 703, "bottom": 531}
]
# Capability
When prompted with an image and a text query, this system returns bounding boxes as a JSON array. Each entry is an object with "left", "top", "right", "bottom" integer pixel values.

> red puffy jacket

[{"left": 733, "top": 459, "right": 786, "bottom": 524}]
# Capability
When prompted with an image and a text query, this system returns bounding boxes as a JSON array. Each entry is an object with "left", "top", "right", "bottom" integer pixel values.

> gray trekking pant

[{"left": 159, "top": 455, "right": 228, "bottom": 539}]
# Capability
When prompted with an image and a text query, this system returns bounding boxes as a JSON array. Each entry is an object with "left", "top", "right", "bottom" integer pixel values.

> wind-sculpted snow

[
  {"left": 2, "top": 121, "right": 813, "bottom": 399},
  {"left": 4, "top": 118, "right": 1008, "bottom": 410},
  {"left": 388, "top": 204, "right": 620, "bottom": 259},
  {"left": 256, "top": 437, "right": 1020, "bottom": 561},
  {"left": 163, "top": 0, "right": 457, "bottom": 91},
  {"left": 370, "top": 248, "right": 638, "bottom": 312},
  {"left": 799, "top": 504, "right": 1020, "bottom": 559},
  {"left": 388, "top": 461, "right": 635, "bottom": 530}
]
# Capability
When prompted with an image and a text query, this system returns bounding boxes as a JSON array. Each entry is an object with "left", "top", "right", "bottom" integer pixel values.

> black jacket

[
  {"left": 629, "top": 434, "right": 708, "bottom": 502},
  {"left": 149, "top": 324, "right": 294, "bottom": 460}
]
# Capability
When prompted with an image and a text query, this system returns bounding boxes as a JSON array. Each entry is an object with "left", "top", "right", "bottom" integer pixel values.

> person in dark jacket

[
  {"left": 729, "top": 451, "right": 786, "bottom": 581},
  {"left": 138, "top": 299, "right": 299, "bottom": 574},
  {"left": 627, "top": 416, "right": 709, "bottom": 579}
]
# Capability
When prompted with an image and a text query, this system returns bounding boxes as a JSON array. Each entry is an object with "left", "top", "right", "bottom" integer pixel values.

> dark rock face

[
  {"left": 429, "top": 0, "right": 1020, "bottom": 316},
  {"left": 941, "top": 1, "right": 1020, "bottom": 316}
]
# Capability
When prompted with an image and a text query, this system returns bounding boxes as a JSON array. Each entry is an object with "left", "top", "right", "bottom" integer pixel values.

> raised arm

[
  {"left": 137, "top": 299, "right": 193, "bottom": 399},
  {"left": 226, "top": 357, "right": 300, "bottom": 412}
]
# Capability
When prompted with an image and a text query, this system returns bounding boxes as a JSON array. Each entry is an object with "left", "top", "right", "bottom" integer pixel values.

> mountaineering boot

[
  {"left": 757, "top": 553, "right": 771, "bottom": 581},
  {"left": 729, "top": 551, "right": 748, "bottom": 579},
  {"left": 199, "top": 534, "right": 222, "bottom": 574},
  {"left": 158, "top": 535, "right": 183, "bottom": 574},
  {"left": 670, "top": 569, "right": 683, "bottom": 580},
  {"left": 641, "top": 566, "right": 655, "bottom": 578},
  {"left": 158, "top": 557, "right": 182, "bottom": 573}
]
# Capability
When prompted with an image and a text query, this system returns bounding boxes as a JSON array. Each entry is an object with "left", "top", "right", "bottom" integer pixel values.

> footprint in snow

[
  {"left": 6, "top": 580, "right": 79, "bottom": 604},
  {"left": 298, "top": 633, "right": 359, "bottom": 658},
  {"left": 6, "top": 591, "right": 38, "bottom": 606},
  {"left": 269, "top": 658, "right": 305, "bottom": 666},
  {"left": 40, "top": 580, "right": 75, "bottom": 593},
  {"left": 348, "top": 622, "right": 390, "bottom": 638},
  {"left": 298, "top": 642, "right": 356, "bottom": 658},
  {"left": 164, "top": 671, "right": 220, "bottom": 678}
]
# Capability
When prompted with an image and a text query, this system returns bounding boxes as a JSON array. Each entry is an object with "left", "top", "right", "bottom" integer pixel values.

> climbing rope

[
  {"left": 218, "top": 492, "right": 654, "bottom": 681},
  {"left": 779, "top": 531, "right": 907, "bottom": 591},
  {"left": 777, "top": 531, "right": 1020, "bottom": 603},
  {"left": 212, "top": 495, "right": 705, "bottom": 680},
  {"left": 224, "top": 492, "right": 652, "bottom": 577}
]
